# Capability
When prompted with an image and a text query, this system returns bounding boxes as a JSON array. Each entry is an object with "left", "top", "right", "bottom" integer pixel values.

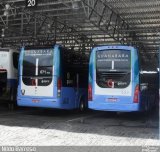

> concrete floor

[{"left": 0, "top": 104, "right": 159, "bottom": 146}]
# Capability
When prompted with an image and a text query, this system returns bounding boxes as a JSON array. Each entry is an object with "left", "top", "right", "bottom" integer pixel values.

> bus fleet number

[
  {"left": 27, "top": 0, "right": 36, "bottom": 7},
  {"left": 121, "top": 90, "right": 129, "bottom": 95}
]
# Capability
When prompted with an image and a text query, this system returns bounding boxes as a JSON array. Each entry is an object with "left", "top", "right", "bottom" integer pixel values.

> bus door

[
  {"left": 0, "top": 50, "right": 9, "bottom": 100},
  {"left": 68, "top": 73, "right": 80, "bottom": 107},
  {"left": 0, "top": 69, "right": 7, "bottom": 97},
  {"left": 21, "top": 49, "right": 54, "bottom": 97}
]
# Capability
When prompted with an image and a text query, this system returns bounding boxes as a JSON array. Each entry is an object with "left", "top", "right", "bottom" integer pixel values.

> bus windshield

[
  {"left": 96, "top": 49, "right": 131, "bottom": 88},
  {"left": 22, "top": 48, "right": 53, "bottom": 86}
]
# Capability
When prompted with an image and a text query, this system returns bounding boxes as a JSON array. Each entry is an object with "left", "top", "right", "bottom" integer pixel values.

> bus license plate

[
  {"left": 107, "top": 98, "right": 118, "bottom": 102},
  {"left": 32, "top": 99, "right": 40, "bottom": 103}
]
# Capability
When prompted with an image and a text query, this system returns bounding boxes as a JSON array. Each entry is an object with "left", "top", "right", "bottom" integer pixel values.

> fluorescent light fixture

[
  {"left": 5, "top": 4, "right": 10, "bottom": 10},
  {"left": 72, "top": 1, "right": 79, "bottom": 9},
  {"left": 141, "top": 71, "right": 157, "bottom": 74}
]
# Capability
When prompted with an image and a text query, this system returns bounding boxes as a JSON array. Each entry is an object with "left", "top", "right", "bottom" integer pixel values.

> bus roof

[
  {"left": 91, "top": 45, "right": 136, "bottom": 52},
  {"left": 23, "top": 45, "right": 56, "bottom": 50}
]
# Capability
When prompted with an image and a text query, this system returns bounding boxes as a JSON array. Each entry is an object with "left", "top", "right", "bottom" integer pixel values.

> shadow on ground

[{"left": 0, "top": 103, "right": 159, "bottom": 140}]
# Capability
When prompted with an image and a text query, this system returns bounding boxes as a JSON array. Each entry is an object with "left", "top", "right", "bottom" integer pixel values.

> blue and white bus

[
  {"left": 17, "top": 45, "right": 88, "bottom": 111},
  {"left": 88, "top": 45, "right": 158, "bottom": 112},
  {"left": 0, "top": 48, "right": 19, "bottom": 108}
]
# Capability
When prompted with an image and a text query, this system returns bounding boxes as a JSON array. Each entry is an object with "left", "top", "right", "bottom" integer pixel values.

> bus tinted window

[
  {"left": 96, "top": 50, "right": 131, "bottom": 71},
  {"left": 22, "top": 49, "right": 53, "bottom": 86},
  {"left": 96, "top": 49, "right": 131, "bottom": 88},
  {"left": 13, "top": 52, "right": 19, "bottom": 69}
]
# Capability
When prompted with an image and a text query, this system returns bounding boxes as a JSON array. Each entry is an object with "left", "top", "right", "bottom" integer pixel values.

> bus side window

[{"left": 13, "top": 52, "right": 19, "bottom": 69}]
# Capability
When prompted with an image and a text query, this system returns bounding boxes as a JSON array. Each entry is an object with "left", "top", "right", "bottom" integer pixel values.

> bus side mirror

[{"left": 140, "top": 83, "right": 148, "bottom": 91}]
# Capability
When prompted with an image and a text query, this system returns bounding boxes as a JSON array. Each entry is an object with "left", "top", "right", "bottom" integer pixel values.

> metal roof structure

[{"left": 0, "top": 0, "right": 159, "bottom": 65}]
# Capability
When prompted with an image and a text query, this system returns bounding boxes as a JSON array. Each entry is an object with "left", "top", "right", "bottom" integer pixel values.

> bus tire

[
  {"left": 79, "top": 98, "right": 86, "bottom": 112},
  {"left": 8, "top": 103, "right": 14, "bottom": 111},
  {"left": 10, "top": 88, "right": 14, "bottom": 101},
  {"left": 9, "top": 88, "right": 16, "bottom": 110}
]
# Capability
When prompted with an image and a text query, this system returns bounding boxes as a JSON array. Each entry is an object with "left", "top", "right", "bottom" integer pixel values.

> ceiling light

[
  {"left": 5, "top": 4, "right": 10, "bottom": 10},
  {"left": 72, "top": 1, "right": 79, "bottom": 9}
]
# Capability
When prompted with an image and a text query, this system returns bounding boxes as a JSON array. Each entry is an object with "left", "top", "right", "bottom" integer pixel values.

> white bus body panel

[
  {"left": 0, "top": 48, "right": 18, "bottom": 80},
  {"left": 20, "top": 67, "right": 54, "bottom": 97}
]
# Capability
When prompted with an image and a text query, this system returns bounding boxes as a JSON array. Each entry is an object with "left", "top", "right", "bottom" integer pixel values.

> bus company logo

[
  {"left": 21, "top": 89, "right": 25, "bottom": 95},
  {"left": 107, "top": 79, "right": 114, "bottom": 88},
  {"left": 25, "top": 49, "right": 52, "bottom": 56},
  {"left": 41, "top": 79, "right": 50, "bottom": 84},
  {"left": 97, "top": 53, "right": 129, "bottom": 59},
  {"left": 117, "top": 81, "right": 127, "bottom": 86}
]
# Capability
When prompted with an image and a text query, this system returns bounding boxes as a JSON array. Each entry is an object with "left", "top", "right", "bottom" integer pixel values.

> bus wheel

[
  {"left": 9, "top": 88, "right": 16, "bottom": 110},
  {"left": 79, "top": 98, "right": 86, "bottom": 112},
  {"left": 8, "top": 103, "right": 14, "bottom": 111}
]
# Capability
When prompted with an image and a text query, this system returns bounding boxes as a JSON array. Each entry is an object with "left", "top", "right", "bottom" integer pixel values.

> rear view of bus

[
  {"left": 17, "top": 45, "right": 88, "bottom": 110},
  {"left": 88, "top": 45, "right": 140, "bottom": 112},
  {"left": 17, "top": 46, "right": 55, "bottom": 108}
]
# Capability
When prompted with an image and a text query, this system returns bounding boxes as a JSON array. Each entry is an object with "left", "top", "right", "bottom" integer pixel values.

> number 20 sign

[{"left": 26, "top": 0, "right": 37, "bottom": 8}]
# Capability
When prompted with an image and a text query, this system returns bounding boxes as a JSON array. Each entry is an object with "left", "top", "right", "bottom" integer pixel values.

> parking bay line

[{"left": 66, "top": 112, "right": 104, "bottom": 123}]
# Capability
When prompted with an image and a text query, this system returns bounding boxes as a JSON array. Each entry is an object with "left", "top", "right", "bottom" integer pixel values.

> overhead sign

[
  {"left": 25, "top": 0, "right": 38, "bottom": 8},
  {"left": 96, "top": 50, "right": 131, "bottom": 71},
  {"left": 24, "top": 49, "right": 53, "bottom": 56}
]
